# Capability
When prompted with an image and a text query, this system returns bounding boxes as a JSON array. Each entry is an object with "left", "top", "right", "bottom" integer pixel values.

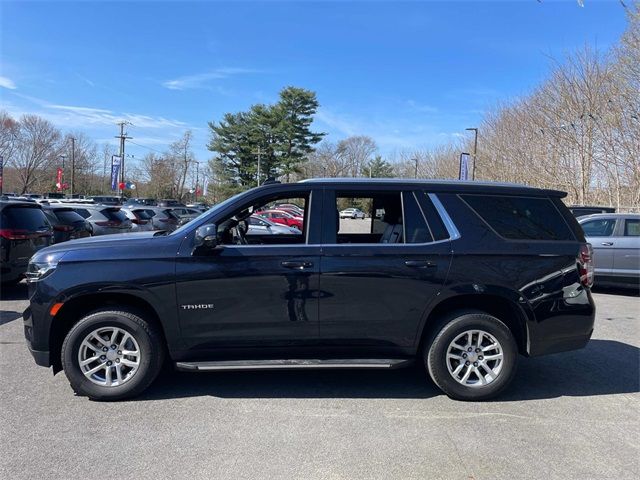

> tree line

[{"left": 0, "top": 112, "right": 202, "bottom": 200}]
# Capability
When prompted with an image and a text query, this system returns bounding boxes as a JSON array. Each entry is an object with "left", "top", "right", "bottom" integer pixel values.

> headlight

[{"left": 26, "top": 252, "right": 66, "bottom": 282}]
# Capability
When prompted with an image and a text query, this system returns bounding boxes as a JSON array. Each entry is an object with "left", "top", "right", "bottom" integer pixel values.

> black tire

[
  {"left": 425, "top": 311, "right": 518, "bottom": 401},
  {"left": 61, "top": 308, "right": 165, "bottom": 401}
]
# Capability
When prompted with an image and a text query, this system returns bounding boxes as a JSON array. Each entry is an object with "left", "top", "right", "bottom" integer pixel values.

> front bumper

[{"left": 23, "top": 305, "right": 52, "bottom": 367}]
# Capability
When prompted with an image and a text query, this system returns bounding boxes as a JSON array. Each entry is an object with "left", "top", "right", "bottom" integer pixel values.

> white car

[{"left": 339, "top": 208, "right": 366, "bottom": 219}]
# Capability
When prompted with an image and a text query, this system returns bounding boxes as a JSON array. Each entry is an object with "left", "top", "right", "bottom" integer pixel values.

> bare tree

[{"left": 9, "top": 115, "right": 62, "bottom": 194}]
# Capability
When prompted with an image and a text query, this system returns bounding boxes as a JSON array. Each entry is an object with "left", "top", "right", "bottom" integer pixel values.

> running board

[{"left": 175, "top": 358, "right": 413, "bottom": 372}]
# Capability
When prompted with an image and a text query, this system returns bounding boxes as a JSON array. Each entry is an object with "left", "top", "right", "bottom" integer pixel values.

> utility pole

[
  {"left": 466, "top": 127, "right": 478, "bottom": 180},
  {"left": 69, "top": 137, "right": 76, "bottom": 196},
  {"left": 252, "top": 147, "right": 263, "bottom": 186},
  {"left": 413, "top": 157, "right": 418, "bottom": 179},
  {"left": 115, "top": 122, "right": 132, "bottom": 197},
  {"left": 59, "top": 155, "right": 66, "bottom": 192}
]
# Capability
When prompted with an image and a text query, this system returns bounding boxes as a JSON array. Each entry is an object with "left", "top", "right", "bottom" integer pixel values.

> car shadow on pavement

[
  {"left": 0, "top": 281, "right": 28, "bottom": 301},
  {"left": 140, "top": 365, "right": 441, "bottom": 400},
  {"left": 592, "top": 285, "right": 640, "bottom": 297},
  {"left": 0, "top": 311, "right": 23, "bottom": 326},
  {"left": 138, "top": 339, "right": 639, "bottom": 402}
]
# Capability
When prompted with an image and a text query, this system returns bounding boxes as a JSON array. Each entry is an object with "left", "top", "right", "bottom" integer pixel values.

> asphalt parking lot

[{"left": 0, "top": 283, "right": 638, "bottom": 480}]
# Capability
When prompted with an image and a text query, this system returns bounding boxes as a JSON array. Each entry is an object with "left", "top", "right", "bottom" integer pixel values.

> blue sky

[{"left": 0, "top": 0, "right": 629, "bottom": 165}]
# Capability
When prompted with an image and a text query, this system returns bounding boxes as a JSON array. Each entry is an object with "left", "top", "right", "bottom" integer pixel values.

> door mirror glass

[{"left": 194, "top": 224, "right": 218, "bottom": 249}]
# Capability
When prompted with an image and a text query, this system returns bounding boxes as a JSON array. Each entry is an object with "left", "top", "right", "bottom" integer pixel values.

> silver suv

[{"left": 579, "top": 213, "right": 640, "bottom": 288}]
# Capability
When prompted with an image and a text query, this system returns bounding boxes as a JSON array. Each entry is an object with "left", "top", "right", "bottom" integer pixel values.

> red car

[{"left": 258, "top": 209, "right": 303, "bottom": 230}]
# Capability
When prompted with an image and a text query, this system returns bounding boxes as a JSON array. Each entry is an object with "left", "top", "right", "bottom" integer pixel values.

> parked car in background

[
  {"left": 66, "top": 204, "right": 132, "bottom": 236},
  {"left": 120, "top": 207, "right": 155, "bottom": 232},
  {"left": 157, "top": 199, "right": 185, "bottom": 207},
  {"left": 247, "top": 215, "right": 302, "bottom": 235},
  {"left": 124, "top": 198, "right": 158, "bottom": 207},
  {"left": 579, "top": 213, "right": 640, "bottom": 288},
  {"left": 88, "top": 196, "right": 121, "bottom": 206},
  {"left": 339, "top": 208, "right": 366, "bottom": 219},
  {"left": 43, "top": 206, "right": 92, "bottom": 243},
  {"left": 23, "top": 193, "right": 43, "bottom": 200},
  {"left": 171, "top": 207, "right": 202, "bottom": 226},
  {"left": 0, "top": 200, "right": 52, "bottom": 285},
  {"left": 186, "top": 203, "right": 209, "bottom": 212},
  {"left": 258, "top": 209, "right": 303, "bottom": 230},
  {"left": 570, "top": 205, "right": 616, "bottom": 218},
  {"left": 141, "top": 206, "right": 181, "bottom": 232}
]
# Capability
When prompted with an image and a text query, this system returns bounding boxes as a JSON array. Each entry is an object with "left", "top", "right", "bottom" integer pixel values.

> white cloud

[
  {"left": 162, "top": 67, "right": 258, "bottom": 90},
  {"left": 0, "top": 76, "right": 17, "bottom": 89}
]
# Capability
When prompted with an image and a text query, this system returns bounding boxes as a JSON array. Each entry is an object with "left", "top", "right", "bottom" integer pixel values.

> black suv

[{"left": 23, "top": 179, "right": 595, "bottom": 401}]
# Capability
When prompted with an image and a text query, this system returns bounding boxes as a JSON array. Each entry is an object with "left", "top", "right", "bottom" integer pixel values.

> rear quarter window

[
  {"left": 101, "top": 209, "right": 128, "bottom": 222},
  {"left": 461, "top": 194, "right": 574, "bottom": 241},
  {"left": 55, "top": 210, "right": 85, "bottom": 223}
]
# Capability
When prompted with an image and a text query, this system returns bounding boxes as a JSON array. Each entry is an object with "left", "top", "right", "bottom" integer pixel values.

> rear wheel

[
  {"left": 425, "top": 311, "right": 518, "bottom": 401},
  {"left": 61, "top": 308, "right": 165, "bottom": 401}
]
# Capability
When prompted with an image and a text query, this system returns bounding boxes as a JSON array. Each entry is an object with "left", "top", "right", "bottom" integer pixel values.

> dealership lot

[{"left": 0, "top": 285, "right": 638, "bottom": 480}]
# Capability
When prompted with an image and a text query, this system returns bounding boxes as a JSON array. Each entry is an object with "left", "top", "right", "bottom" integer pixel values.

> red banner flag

[{"left": 56, "top": 168, "right": 63, "bottom": 191}]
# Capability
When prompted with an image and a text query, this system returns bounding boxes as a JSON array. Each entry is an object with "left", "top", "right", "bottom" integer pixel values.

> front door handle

[
  {"left": 281, "top": 261, "right": 313, "bottom": 270},
  {"left": 601, "top": 242, "right": 614, "bottom": 246},
  {"left": 404, "top": 260, "right": 436, "bottom": 269}
]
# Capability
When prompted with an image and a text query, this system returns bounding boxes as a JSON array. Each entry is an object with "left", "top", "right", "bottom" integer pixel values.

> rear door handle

[
  {"left": 601, "top": 242, "right": 614, "bottom": 246},
  {"left": 404, "top": 260, "right": 436, "bottom": 269},
  {"left": 281, "top": 261, "right": 313, "bottom": 270}
]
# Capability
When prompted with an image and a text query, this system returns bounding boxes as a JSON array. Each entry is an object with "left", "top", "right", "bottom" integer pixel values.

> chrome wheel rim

[
  {"left": 446, "top": 329, "right": 504, "bottom": 388},
  {"left": 77, "top": 327, "right": 141, "bottom": 387}
]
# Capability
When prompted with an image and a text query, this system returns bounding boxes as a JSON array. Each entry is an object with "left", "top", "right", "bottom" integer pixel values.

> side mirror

[{"left": 194, "top": 224, "right": 218, "bottom": 249}]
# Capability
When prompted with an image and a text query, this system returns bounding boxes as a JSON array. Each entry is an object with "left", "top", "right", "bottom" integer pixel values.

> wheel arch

[
  {"left": 49, "top": 292, "right": 170, "bottom": 374},
  {"left": 417, "top": 291, "right": 531, "bottom": 356}
]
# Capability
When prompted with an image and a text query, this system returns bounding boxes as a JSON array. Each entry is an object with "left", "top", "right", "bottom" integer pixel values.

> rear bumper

[
  {"left": 527, "top": 287, "right": 596, "bottom": 357},
  {"left": 528, "top": 331, "right": 593, "bottom": 357}
]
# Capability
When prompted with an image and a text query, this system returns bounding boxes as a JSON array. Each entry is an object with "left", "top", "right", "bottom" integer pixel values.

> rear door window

[
  {"left": 581, "top": 218, "right": 616, "bottom": 237},
  {"left": 1, "top": 206, "right": 49, "bottom": 231},
  {"left": 461, "top": 195, "right": 574, "bottom": 241},
  {"left": 624, "top": 219, "right": 640, "bottom": 237}
]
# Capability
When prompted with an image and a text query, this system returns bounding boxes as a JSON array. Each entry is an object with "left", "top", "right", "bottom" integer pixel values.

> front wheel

[
  {"left": 61, "top": 308, "right": 165, "bottom": 401},
  {"left": 425, "top": 311, "right": 518, "bottom": 401}
]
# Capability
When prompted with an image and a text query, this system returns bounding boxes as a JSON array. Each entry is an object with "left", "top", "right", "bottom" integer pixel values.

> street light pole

[
  {"left": 466, "top": 128, "right": 478, "bottom": 180},
  {"left": 252, "top": 147, "right": 263, "bottom": 186},
  {"left": 413, "top": 157, "right": 418, "bottom": 179}
]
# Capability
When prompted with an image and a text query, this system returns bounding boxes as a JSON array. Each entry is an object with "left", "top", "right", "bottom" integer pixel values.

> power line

[{"left": 127, "top": 140, "right": 165, "bottom": 155}]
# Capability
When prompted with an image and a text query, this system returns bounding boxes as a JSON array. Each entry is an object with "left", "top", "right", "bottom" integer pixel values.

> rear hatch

[{"left": 0, "top": 204, "right": 53, "bottom": 269}]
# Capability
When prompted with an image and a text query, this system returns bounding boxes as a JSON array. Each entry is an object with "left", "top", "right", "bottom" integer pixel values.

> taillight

[
  {"left": 0, "top": 229, "right": 30, "bottom": 240},
  {"left": 131, "top": 219, "right": 148, "bottom": 225},
  {"left": 0, "top": 229, "right": 50, "bottom": 239},
  {"left": 95, "top": 221, "right": 120, "bottom": 227},
  {"left": 578, "top": 243, "right": 594, "bottom": 288},
  {"left": 53, "top": 225, "right": 74, "bottom": 232}
]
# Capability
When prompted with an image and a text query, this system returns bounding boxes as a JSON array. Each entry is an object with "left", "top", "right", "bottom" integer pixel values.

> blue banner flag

[{"left": 111, "top": 155, "right": 122, "bottom": 191}]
